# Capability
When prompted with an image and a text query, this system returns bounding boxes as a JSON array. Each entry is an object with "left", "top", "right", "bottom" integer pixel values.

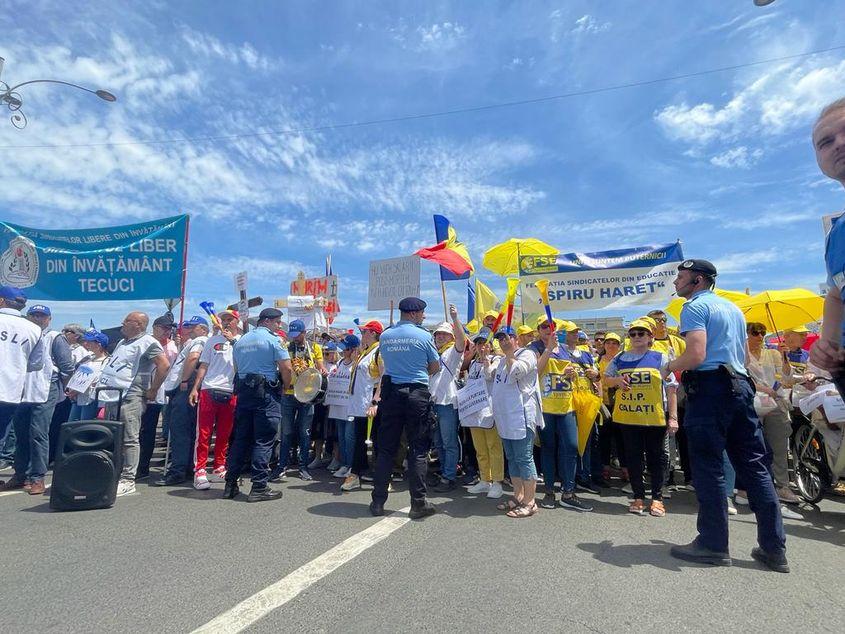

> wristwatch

[{"left": 371, "top": 399, "right": 379, "bottom": 406}]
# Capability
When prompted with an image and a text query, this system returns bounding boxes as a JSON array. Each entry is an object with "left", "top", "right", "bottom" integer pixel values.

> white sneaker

[
  {"left": 327, "top": 458, "right": 341, "bottom": 471},
  {"left": 299, "top": 468, "right": 313, "bottom": 481},
  {"left": 334, "top": 466, "right": 350, "bottom": 479},
  {"left": 726, "top": 497, "right": 737, "bottom": 516},
  {"left": 194, "top": 472, "right": 211, "bottom": 490},
  {"left": 308, "top": 456, "right": 324, "bottom": 470},
  {"left": 341, "top": 474, "right": 361, "bottom": 491},
  {"left": 486, "top": 482, "right": 504, "bottom": 499},
  {"left": 621, "top": 484, "right": 633, "bottom": 495},
  {"left": 467, "top": 481, "right": 491, "bottom": 494},
  {"left": 735, "top": 492, "right": 749, "bottom": 506},
  {"left": 116, "top": 480, "right": 136, "bottom": 497},
  {"left": 208, "top": 467, "right": 226, "bottom": 483},
  {"left": 780, "top": 504, "right": 803, "bottom": 520}
]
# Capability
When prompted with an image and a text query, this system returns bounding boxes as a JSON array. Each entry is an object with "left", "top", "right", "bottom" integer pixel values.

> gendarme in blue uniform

[
  {"left": 233, "top": 326, "right": 290, "bottom": 380},
  {"left": 676, "top": 263, "right": 785, "bottom": 564},
  {"left": 679, "top": 290, "right": 747, "bottom": 374},
  {"left": 825, "top": 215, "right": 845, "bottom": 346},
  {"left": 379, "top": 320, "right": 439, "bottom": 385}
]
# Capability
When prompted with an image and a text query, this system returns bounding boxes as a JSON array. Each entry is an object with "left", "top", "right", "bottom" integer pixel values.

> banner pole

[
  {"left": 389, "top": 300, "right": 395, "bottom": 327},
  {"left": 517, "top": 244, "right": 525, "bottom": 325},
  {"left": 440, "top": 280, "right": 449, "bottom": 321},
  {"left": 177, "top": 215, "right": 190, "bottom": 340}
]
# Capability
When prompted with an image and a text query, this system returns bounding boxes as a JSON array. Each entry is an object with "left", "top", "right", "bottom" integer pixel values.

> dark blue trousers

[
  {"left": 684, "top": 371, "right": 785, "bottom": 555},
  {"left": 226, "top": 387, "right": 281, "bottom": 490}
]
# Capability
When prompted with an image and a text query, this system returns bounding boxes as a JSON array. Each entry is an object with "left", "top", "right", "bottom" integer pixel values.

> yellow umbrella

[
  {"left": 573, "top": 388, "right": 602, "bottom": 456},
  {"left": 664, "top": 288, "right": 748, "bottom": 322},
  {"left": 734, "top": 288, "right": 824, "bottom": 333},
  {"left": 482, "top": 238, "right": 558, "bottom": 277}
]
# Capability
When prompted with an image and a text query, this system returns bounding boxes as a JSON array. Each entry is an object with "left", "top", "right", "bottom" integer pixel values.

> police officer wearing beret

[
  {"left": 370, "top": 297, "right": 440, "bottom": 519},
  {"left": 666, "top": 259, "right": 787, "bottom": 572},
  {"left": 225, "top": 308, "right": 292, "bottom": 502}
]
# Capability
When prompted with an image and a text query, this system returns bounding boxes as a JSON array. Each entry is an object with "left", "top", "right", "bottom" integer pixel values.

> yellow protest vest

[
  {"left": 611, "top": 350, "right": 666, "bottom": 427},
  {"left": 540, "top": 348, "right": 594, "bottom": 415}
]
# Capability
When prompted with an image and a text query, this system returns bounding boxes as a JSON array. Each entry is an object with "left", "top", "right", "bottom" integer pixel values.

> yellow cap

[
  {"left": 483, "top": 310, "right": 499, "bottom": 320},
  {"left": 785, "top": 325, "right": 809, "bottom": 334},
  {"left": 516, "top": 325, "right": 535, "bottom": 337},
  {"left": 558, "top": 319, "right": 579, "bottom": 332},
  {"left": 628, "top": 318, "right": 654, "bottom": 334},
  {"left": 603, "top": 332, "right": 622, "bottom": 343}
]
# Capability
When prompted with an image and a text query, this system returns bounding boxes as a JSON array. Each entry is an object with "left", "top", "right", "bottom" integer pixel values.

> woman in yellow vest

[{"left": 603, "top": 319, "right": 678, "bottom": 517}]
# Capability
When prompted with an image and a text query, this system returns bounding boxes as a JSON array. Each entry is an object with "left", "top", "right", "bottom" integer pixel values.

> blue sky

[{"left": 2, "top": 1, "right": 844, "bottom": 330}]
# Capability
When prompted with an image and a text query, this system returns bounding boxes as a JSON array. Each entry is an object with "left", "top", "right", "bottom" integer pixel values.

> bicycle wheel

[{"left": 793, "top": 424, "right": 825, "bottom": 504}]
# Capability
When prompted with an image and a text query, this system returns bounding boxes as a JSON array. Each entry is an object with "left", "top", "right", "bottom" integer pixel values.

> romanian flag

[{"left": 415, "top": 214, "right": 474, "bottom": 280}]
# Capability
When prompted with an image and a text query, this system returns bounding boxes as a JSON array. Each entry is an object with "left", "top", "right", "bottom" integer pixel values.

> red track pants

[{"left": 194, "top": 389, "right": 236, "bottom": 472}]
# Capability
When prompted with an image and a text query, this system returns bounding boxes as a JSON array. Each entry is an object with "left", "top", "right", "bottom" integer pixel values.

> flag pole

[
  {"left": 517, "top": 243, "right": 525, "bottom": 325},
  {"left": 177, "top": 214, "right": 190, "bottom": 340},
  {"left": 440, "top": 280, "right": 449, "bottom": 321}
]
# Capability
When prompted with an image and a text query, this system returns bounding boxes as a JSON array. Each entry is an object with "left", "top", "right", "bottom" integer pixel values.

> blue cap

[
  {"left": 323, "top": 342, "right": 338, "bottom": 352},
  {"left": 578, "top": 331, "right": 588, "bottom": 341},
  {"left": 82, "top": 330, "right": 109, "bottom": 347},
  {"left": 493, "top": 326, "right": 515, "bottom": 338},
  {"left": 473, "top": 327, "right": 492, "bottom": 342},
  {"left": 288, "top": 319, "right": 306, "bottom": 337},
  {"left": 339, "top": 334, "right": 361, "bottom": 350},
  {"left": 0, "top": 286, "right": 26, "bottom": 302},
  {"left": 182, "top": 315, "right": 209, "bottom": 328},
  {"left": 27, "top": 304, "right": 51, "bottom": 316}
]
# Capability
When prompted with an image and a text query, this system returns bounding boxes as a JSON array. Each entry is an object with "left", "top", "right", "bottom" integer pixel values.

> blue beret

[{"left": 398, "top": 297, "right": 427, "bottom": 312}]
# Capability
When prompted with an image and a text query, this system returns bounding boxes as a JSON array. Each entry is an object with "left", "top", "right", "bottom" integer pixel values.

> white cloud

[
  {"left": 655, "top": 59, "right": 845, "bottom": 145},
  {"left": 195, "top": 254, "right": 314, "bottom": 282},
  {"left": 416, "top": 22, "right": 467, "bottom": 51},
  {"left": 180, "top": 27, "right": 278, "bottom": 71},
  {"left": 709, "top": 146, "right": 763, "bottom": 169},
  {"left": 713, "top": 248, "right": 781, "bottom": 274},
  {"left": 572, "top": 14, "right": 611, "bottom": 35},
  {"left": 721, "top": 211, "right": 816, "bottom": 229}
]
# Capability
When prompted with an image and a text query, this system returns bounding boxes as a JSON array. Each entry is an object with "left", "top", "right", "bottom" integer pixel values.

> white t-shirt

[
  {"left": 199, "top": 333, "right": 239, "bottom": 392},
  {"left": 163, "top": 336, "right": 207, "bottom": 392},
  {"left": 347, "top": 345, "right": 380, "bottom": 419},
  {"left": 0, "top": 308, "right": 44, "bottom": 404},
  {"left": 328, "top": 359, "right": 354, "bottom": 420},
  {"left": 429, "top": 345, "right": 463, "bottom": 406}
]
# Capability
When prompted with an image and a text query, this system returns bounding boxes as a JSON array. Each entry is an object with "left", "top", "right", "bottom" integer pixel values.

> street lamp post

[{"left": 0, "top": 57, "right": 116, "bottom": 129}]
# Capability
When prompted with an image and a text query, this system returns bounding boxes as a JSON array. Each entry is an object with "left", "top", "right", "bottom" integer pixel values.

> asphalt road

[{"left": 1, "top": 465, "right": 843, "bottom": 633}]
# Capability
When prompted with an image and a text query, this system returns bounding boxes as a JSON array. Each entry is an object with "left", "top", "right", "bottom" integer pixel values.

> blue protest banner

[
  {"left": 0, "top": 214, "right": 189, "bottom": 301},
  {"left": 519, "top": 242, "right": 684, "bottom": 311}
]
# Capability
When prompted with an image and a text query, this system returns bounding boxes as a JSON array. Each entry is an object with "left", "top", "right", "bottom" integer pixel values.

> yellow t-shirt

[
  {"left": 285, "top": 341, "right": 323, "bottom": 395},
  {"left": 540, "top": 347, "right": 595, "bottom": 414}
]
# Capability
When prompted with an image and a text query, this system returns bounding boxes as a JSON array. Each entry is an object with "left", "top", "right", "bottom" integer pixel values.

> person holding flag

[{"left": 429, "top": 304, "right": 467, "bottom": 492}]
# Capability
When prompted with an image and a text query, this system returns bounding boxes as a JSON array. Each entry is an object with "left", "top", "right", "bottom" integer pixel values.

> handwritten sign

[
  {"left": 457, "top": 378, "right": 491, "bottom": 419},
  {"left": 368, "top": 255, "right": 421, "bottom": 311},
  {"left": 67, "top": 364, "right": 101, "bottom": 394},
  {"left": 324, "top": 375, "right": 351, "bottom": 407}
]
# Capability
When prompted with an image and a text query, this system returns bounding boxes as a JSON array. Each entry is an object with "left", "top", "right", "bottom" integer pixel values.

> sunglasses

[
  {"left": 651, "top": 317, "right": 667, "bottom": 323},
  {"left": 748, "top": 329, "right": 766, "bottom": 336},
  {"left": 628, "top": 330, "right": 650, "bottom": 338},
  {"left": 594, "top": 337, "right": 605, "bottom": 342}
]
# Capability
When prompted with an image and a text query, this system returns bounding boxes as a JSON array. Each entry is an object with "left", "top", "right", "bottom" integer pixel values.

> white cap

[{"left": 434, "top": 321, "right": 454, "bottom": 336}]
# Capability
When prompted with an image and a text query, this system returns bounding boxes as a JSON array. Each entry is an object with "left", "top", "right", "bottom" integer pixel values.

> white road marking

[{"left": 192, "top": 507, "right": 412, "bottom": 634}]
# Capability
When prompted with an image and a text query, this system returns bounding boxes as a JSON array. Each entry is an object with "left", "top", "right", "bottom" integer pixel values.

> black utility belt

[{"left": 685, "top": 365, "right": 746, "bottom": 379}]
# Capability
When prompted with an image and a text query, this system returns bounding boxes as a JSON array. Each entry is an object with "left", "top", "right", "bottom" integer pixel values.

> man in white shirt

[
  {"left": 189, "top": 309, "right": 241, "bottom": 490},
  {"left": 429, "top": 304, "right": 467, "bottom": 492},
  {"left": 137, "top": 315, "right": 179, "bottom": 480},
  {"left": 4, "top": 304, "right": 75, "bottom": 496},
  {"left": 154, "top": 316, "right": 209, "bottom": 487},
  {"left": 99, "top": 311, "right": 170, "bottom": 497},
  {"left": 0, "top": 286, "right": 43, "bottom": 488}
]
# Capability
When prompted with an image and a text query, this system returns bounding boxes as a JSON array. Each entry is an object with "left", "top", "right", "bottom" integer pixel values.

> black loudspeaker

[{"left": 49, "top": 420, "right": 125, "bottom": 511}]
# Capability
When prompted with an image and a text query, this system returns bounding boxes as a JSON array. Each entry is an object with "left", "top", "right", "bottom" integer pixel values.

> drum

[{"left": 294, "top": 368, "right": 327, "bottom": 404}]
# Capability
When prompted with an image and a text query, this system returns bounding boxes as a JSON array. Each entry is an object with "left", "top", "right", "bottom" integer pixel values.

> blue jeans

[
  {"left": 280, "top": 395, "right": 313, "bottom": 468},
  {"left": 685, "top": 372, "right": 785, "bottom": 555},
  {"left": 501, "top": 428, "right": 537, "bottom": 480},
  {"left": 433, "top": 404, "right": 459, "bottom": 481},
  {"left": 165, "top": 390, "right": 196, "bottom": 478},
  {"left": 723, "top": 451, "right": 736, "bottom": 495},
  {"left": 68, "top": 402, "right": 100, "bottom": 422},
  {"left": 539, "top": 411, "right": 578, "bottom": 493},
  {"left": 12, "top": 381, "right": 60, "bottom": 483},
  {"left": 0, "top": 402, "right": 16, "bottom": 462},
  {"left": 333, "top": 417, "right": 355, "bottom": 468}
]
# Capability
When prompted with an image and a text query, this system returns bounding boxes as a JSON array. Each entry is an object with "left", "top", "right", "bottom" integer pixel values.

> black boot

[
  {"left": 247, "top": 486, "right": 283, "bottom": 503},
  {"left": 223, "top": 481, "right": 240, "bottom": 499},
  {"left": 670, "top": 539, "right": 731, "bottom": 566},
  {"left": 408, "top": 500, "right": 436, "bottom": 519}
]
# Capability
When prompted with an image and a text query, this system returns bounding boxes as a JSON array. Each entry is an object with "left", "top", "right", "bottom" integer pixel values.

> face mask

[{"left": 556, "top": 331, "right": 567, "bottom": 345}]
